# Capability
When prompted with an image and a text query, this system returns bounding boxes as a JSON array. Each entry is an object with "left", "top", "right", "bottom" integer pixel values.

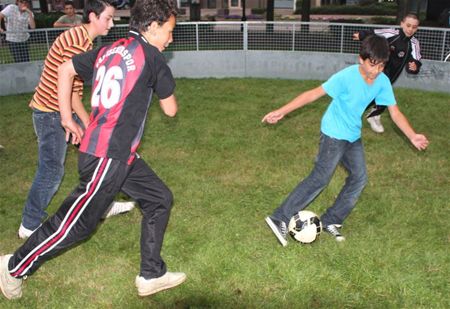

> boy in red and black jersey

[
  {"left": 72, "top": 30, "right": 176, "bottom": 163},
  {"left": 1, "top": 0, "right": 185, "bottom": 300},
  {"left": 353, "top": 13, "right": 422, "bottom": 134}
]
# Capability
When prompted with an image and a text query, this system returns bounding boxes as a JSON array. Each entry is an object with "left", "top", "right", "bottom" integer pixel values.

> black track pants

[
  {"left": 9, "top": 153, "right": 173, "bottom": 280},
  {"left": 365, "top": 100, "right": 387, "bottom": 118}
]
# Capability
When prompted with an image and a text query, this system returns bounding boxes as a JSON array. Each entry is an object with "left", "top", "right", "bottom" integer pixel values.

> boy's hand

[
  {"left": 407, "top": 61, "right": 417, "bottom": 72},
  {"left": 352, "top": 32, "right": 360, "bottom": 40},
  {"left": 410, "top": 134, "right": 429, "bottom": 151},
  {"left": 262, "top": 110, "right": 284, "bottom": 124},
  {"left": 61, "top": 118, "right": 84, "bottom": 145}
]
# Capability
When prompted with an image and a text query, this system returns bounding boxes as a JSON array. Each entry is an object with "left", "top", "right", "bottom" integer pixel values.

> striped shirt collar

[{"left": 80, "top": 24, "right": 94, "bottom": 45}]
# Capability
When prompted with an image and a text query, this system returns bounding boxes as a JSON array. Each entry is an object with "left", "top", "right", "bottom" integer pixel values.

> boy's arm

[
  {"left": 406, "top": 51, "right": 422, "bottom": 74},
  {"left": 387, "top": 104, "right": 428, "bottom": 150},
  {"left": 54, "top": 16, "right": 72, "bottom": 28},
  {"left": 0, "top": 13, "right": 5, "bottom": 32},
  {"left": 406, "top": 38, "right": 422, "bottom": 74},
  {"left": 54, "top": 21, "right": 70, "bottom": 27},
  {"left": 262, "top": 85, "right": 326, "bottom": 124},
  {"left": 0, "top": 11, "right": 8, "bottom": 32},
  {"left": 71, "top": 91, "right": 90, "bottom": 129},
  {"left": 406, "top": 60, "right": 421, "bottom": 74},
  {"left": 58, "top": 60, "right": 84, "bottom": 145},
  {"left": 352, "top": 29, "right": 374, "bottom": 41},
  {"left": 25, "top": 7, "right": 35, "bottom": 29},
  {"left": 159, "top": 94, "right": 178, "bottom": 117}
]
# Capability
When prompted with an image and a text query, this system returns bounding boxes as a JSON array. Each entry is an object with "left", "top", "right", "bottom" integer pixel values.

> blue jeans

[
  {"left": 21, "top": 110, "right": 79, "bottom": 230},
  {"left": 272, "top": 133, "right": 368, "bottom": 227}
]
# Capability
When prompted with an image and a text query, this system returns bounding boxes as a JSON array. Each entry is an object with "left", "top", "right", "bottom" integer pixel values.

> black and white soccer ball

[{"left": 288, "top": 210, "right": 322, "bottom": 244}]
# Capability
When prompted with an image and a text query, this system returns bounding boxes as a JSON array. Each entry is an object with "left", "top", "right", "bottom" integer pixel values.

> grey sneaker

[
  {"left": 102, "top": 201, "right": 136, "bottom": 219},
  {"left": 324, "top": 225, "right": 345, "bottom": 242},
  {"left": 367, "top": 115, "right": 384, "bottom": 133},
  {"left": 0, "top": 254, "right": 23, "bottom": 300},
  {"left": 135, "top": 272, "right": 186, "bottom": 297},
  {"left": 265, "top": 216, "right": 288, "bottom": 247}
]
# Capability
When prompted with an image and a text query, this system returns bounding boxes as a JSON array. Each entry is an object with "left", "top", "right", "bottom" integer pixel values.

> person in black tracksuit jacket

[{"left": 353, "top": 13, "right": 422, "bottom": 133}]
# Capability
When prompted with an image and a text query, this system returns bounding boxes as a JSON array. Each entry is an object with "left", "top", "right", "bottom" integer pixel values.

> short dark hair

[
  {"left": 82, "top": 0, "right": 116, "bottom": 24},
  {"left": 402, "top": 12, "right": 420, "bottom": 23},
  {"left": 64, "top": 1, "right": 75, "bottom": 7},
  {"left": 359, "top": 35, "right": 390, "bottom": 64},
  {"left": 129, "top": 0, "right": 178, "bottom": 32}
]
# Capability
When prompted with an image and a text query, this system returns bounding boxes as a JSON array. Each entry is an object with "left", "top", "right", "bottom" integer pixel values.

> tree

[
  {"left": 39, "top": 0, "right": 48, "bottom": 13},
  {"left": 266, "top": 0, "right": 274, "bottom": 22},
  {"left": 300, "top": 0, "right": 311, "bottom": 34},
  {"left": 266, "top": 0, "right": 274, "bottom": 32},
  {"left": 396, "top": 0, "right": 409, "bottom": 23},
  {"left": 396, "top": 0, "right": 427, "bottom": 22},
  {"left": 426, "top": 0, "right": 449, "bottom": 25},
  {"left": 301, "top": 0, "right": 311, "bottom": 22}
]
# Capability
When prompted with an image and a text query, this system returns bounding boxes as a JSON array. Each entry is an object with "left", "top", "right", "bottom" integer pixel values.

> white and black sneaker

[
  {"left": 265, "top": 216, "right": 288, "bottom": 247},
  {"left": 324, "top": 224, "right": 345, "bottom": 242},
  {"left": 367, "top": 115, "right": 384, "bottom": 133}
]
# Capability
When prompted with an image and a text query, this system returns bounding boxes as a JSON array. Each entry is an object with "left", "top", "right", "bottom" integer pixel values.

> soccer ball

[{"left": 288, "top": 210, "right": 322, "bottom": 244}]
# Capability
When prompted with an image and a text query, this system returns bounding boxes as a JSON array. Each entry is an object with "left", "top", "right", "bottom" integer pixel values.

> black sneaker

[
  {"left": 265, "top": 216, "right": 287, "bottom": 247},
  {"left": 324, "top": 224, "right": 345, "bottom": 242}
]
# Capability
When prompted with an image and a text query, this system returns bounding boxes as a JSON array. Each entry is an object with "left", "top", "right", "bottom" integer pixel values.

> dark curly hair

[
  {"left": 359, "top": 35, "right": 390, "bottom": 64},
  {"left": 82, "top": 0, "right": 116, "bottom": 24},
  {"left": 129, "top": 0, "right": 178, "bottom": 32}
]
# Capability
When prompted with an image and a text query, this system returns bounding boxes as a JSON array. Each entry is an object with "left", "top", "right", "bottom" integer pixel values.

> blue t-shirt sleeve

[
  {"left": 375, "top": 74, "right": 396, "bottom": 106},
  {"left": 322, "top": 71, "right": 344, "bottom": 99}
]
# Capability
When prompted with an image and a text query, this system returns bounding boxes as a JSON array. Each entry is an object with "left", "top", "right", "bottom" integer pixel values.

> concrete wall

[
  {"left": 0, "top": 61, "right": 44, "bottom": 96},
  {"left": 167, "top": 50, "right": 450, "bottom": 94},
  {"left": 1, "top": 50, "right": 450, "bottom": 97}
]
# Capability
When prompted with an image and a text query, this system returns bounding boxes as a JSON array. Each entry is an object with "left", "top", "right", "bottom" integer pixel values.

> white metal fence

[{"left": 1, "top": 21, "right": 449, "bottom": 64}]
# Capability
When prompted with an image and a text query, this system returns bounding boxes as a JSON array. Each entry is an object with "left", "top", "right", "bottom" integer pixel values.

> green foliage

[
  {"left": 305, "top": 2, "right": 397, "bottom": 15},
  {"left": 329, "top": 18, "right": 365, "bottom": 24},
  {"left": 251, "top": 7, "right": 266, "bottom": 15},
  {"left": 370, "top": 16, "right": 397, "bottom": 25},
  {"left": 0, "top": 79, "right": 448, "bottom": 308},
  {"left": 34, "top": 12, "right": 63, "bottom": 28}
]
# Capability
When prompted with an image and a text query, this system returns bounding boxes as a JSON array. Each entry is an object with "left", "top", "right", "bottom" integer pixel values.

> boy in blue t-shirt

[{"left": 262, "top": 35, "right": 429, "bottom": 246}]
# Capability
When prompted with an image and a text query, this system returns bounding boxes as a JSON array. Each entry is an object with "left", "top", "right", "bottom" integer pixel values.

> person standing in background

[
  {"left": 53, "top": 1, "right": 83, "bottom": 28},
  {"left": 0, "top": 0, "right": 35, "bottom": 63},
  {"left": 353, "top": 13, "right": 422, "bottom": 134}
]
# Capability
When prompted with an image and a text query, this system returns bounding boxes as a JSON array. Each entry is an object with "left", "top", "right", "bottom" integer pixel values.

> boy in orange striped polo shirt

[{"left": 19, "top": 0, "right": 134, "bottom": 239}]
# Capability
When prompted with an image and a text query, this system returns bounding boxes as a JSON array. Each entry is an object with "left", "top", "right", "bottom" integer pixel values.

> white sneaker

[
  {"left": 103, "top": 201, "right": 136, "bottom": 219},
  {"left": 18, "top": 224, "right": 38, "bottom": 240},
  {"left": 367, "top": 115, "right": 384, "bottom": 133},
  {"left": 135, "top": 272, "right": 186, "bottom": 297},
  {"left": 0, "top": 254, "right": 23, "bottom": 300}
]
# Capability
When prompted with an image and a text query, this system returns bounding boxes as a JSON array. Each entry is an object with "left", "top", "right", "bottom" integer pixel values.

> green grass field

[{"left": 0, "top": 79, "right": 449, "bottom": 308}]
